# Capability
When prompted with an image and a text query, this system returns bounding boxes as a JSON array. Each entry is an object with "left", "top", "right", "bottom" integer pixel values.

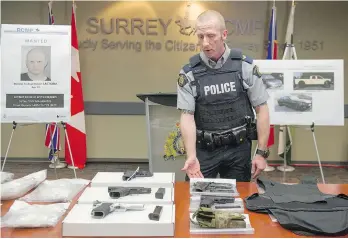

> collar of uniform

[{"left": 199, "top": 43, "right": 231, "bottom": 69}]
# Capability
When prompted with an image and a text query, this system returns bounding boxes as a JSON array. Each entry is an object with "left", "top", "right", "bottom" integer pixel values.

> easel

[
  {"left": 277, "top": 37, "right": 326, "bottom": 184},
  {"left": 47, "top": 122, "right": 67, "bottom": 172},
  {"left": 1, "top": 121, "right": 77, "bottom": 179},
  {"left": 277, "top": 38, "right": 297, "bottom": 173}
]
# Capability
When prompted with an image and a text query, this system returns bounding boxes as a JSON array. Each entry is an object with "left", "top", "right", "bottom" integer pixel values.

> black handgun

[
  {"left": 108, "top": 186, "right": 151, "bottom": 198},
  {"left": 122, "top": 168, "right": 153, "bottom": 181},
  {"left": 200, "top": 195, "right": 235, "bottom": 208},
  {"left": 192, "top": 182, "right": 235, "bottom": 193}
]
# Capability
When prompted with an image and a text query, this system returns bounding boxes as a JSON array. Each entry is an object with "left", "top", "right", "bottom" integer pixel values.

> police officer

[{"left": 176, "top": 10, "right": 270, "bottom": 182}]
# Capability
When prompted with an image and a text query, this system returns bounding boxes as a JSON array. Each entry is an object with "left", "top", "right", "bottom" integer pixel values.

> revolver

[
  {"left": 91, "top": 200, "right": 145, "bottom": 219},
  {"left": 122, "top": 167, "right": 153, "bottom": 181},
  {"left": 108, "top": 186, "right": 151, "bottom": 198}
]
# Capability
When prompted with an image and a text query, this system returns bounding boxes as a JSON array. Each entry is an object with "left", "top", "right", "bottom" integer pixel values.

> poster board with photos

[
  {"left": 254, "top": 59, "right": 344, "bottom": 126},
  {"left": 0, "top": 24, "right": 71, "bottom": 123}
]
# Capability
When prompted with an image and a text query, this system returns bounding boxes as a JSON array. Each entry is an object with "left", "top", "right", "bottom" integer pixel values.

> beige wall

[{"left": 1, "top": 1, "right": 348, "bottom": 163}]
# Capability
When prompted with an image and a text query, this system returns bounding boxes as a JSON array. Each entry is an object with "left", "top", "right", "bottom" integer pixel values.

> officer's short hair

[{"left": 196, "top": 10, "right": 226, "bottom": 31}]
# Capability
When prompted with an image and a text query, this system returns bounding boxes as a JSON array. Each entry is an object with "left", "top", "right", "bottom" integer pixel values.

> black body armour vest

[
  {"left": 245, "top": 177, "right": 348, "bottom": 236},
  {"left": 190, "top": 49, "right": 254, "bottom": 132}
]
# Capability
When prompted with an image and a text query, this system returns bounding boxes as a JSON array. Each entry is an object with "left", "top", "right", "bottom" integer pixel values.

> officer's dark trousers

[{"left": 186, "top": 140, "right": 252, "bottom": 182}]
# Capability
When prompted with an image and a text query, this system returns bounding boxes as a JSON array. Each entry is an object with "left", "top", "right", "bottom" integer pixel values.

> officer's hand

[
  {"left": 251, "top": 155, "right": 267, "bottom": 179},
  {"left": 181, "top": 157, "right": 204, "bottom": 178}
]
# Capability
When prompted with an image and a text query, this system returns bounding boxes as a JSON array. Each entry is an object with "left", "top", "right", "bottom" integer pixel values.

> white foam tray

[
  {"left": 77, "top": 186, "right": 174, "bottom": 205},
  {"left": 62, "top": 204, "right": 175, "bottom": 237},
  {"left": 90, "top": 172, "right": 175, "bottom": 188},
  {"left": 190, "top": 196, "right": 244, "bottom": 213},
  {"left": 190, "top": 213, "right": 254, "bottom": 234},
  {"left": 190, "top": 178, "right": 239, "bottom": 197}
]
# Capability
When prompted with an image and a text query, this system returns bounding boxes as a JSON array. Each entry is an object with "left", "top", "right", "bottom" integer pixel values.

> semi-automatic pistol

[
  {"left": 108, "top": 186, "right": 151, "bottom": 198},
  {"left": 122, "top": 167, "right": 153, "bottom": 181},
  {"left": 91, "top": 200, "right": 145, "bottom": 219}
]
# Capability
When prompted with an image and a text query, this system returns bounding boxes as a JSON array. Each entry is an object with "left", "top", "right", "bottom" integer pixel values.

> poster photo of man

[{"left": 21, "top": 46, "right": 51, "bottom": 82}]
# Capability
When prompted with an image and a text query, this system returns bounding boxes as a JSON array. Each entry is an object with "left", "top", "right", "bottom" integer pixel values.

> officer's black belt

[{"left": 196, "top": 125, "right": 248, "bottom": 151}]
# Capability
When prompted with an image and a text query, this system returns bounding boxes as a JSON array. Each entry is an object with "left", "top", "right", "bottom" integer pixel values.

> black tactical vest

[
  {"left": 245, "top": 177, "right": 348, "bottom": 236},
  {"left": 189, "top": 49, "right": 254, "bottom": 132}
]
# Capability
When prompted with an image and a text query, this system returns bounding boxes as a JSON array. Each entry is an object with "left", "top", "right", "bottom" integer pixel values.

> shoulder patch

[
  {"left": 252, "top": 65, "right": 262, "bottom": 78},
  {"left": 242, "top": 55, "right": 253, "bottom": 64},
  {"left": 182, "top": 64, "right": 192, "bottom": 74},
  {"left": 177, "top": 73, "right": 188, "bottom": 87}
]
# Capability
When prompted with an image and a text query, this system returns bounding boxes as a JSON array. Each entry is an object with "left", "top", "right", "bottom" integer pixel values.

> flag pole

[
  {"left": 262, "top": 0, "right": 277, "bottom": 172},
  {"left": 47, "top": 0, "right": 67, "bottom": 170},
  {"left": 277, "top": 1, "right": 296, "bottom": 176},
  {"left": 65, "top": 0, "right": 79, "bottom": 175},
  {"left": 64, "top": 0, "right": 87, "bottom": 172}
]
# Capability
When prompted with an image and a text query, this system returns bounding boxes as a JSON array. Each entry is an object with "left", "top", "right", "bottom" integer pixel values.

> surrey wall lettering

[
  {"left": 79, "top": 16, "right": 264, "bottom": 53},
  {"left": 79, "top": 16, "right": 325, "bottom": 54}
]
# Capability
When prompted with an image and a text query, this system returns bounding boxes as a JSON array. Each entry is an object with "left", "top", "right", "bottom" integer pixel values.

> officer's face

[
  {"left": 26, "top": 50, "right": 46, "bottom": 75},
  {"left": 196, "top": 20, "right": 227, "bottom": 60}
]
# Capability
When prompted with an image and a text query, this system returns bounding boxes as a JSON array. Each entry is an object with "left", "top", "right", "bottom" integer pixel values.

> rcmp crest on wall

[{"left": 163, "top": 122, "right": 186, "bottom": 161}]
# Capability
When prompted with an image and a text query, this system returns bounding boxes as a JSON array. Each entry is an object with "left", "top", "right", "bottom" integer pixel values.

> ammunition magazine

[
  {"left": 155, "top": 188, "right": 166, "bottom": 199},
  {"left": 108, "top": 186, "right": 152, "bottom": 199},
  {"left": 148, "top": 206, "right": 163, "bottom": 221}
]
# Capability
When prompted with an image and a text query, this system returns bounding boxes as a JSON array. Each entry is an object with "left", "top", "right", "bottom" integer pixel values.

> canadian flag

[{"left": 65, "top": 3, "right": 87, "bottom": 169}]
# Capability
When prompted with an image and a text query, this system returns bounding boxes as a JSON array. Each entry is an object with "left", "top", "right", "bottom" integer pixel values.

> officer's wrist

[
  {"left": 257, "top": 145, "right": 267, "bottom": 150},
  {"left": 187, "top": 154, "right": 197, "bottom": 160}
]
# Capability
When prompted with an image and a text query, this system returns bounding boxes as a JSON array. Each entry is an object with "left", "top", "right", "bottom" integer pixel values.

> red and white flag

[{"left": 65, "top": 3, "right": 87, "bottom": 169}]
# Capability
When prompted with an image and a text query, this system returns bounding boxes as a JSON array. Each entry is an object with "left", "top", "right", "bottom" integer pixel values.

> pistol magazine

[
  {"left": 155, "top": 188, "right": 166, "bottom": 199},
  {"left": 148, "top": 206, "right": 163, "bottom": 221}
]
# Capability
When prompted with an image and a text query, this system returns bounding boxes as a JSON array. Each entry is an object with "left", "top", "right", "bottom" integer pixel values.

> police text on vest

[{"left": 204, "top": 82, "right": 236, "bottom": 95}]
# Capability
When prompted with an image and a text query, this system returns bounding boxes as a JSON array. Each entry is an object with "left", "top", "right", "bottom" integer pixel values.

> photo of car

[
  {"left": 293, "top": 72, "right": 334, "bottom": 90},
  {"left": 262, "top": 73, "right": 284, "bottom": 90},
  {"left": 275, "top": 93, "right": 312, "bottom": 112}
]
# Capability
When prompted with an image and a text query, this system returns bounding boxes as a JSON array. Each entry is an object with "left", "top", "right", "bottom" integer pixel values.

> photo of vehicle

[
  {"left": 261, "top": 72, "right": 284, "bottom": 90},
  {"left": 293, "top": 72, "right": 334, "bottom": 90},
  {"left": 275, "top": 93, "right": 312, "bottom": 112}
]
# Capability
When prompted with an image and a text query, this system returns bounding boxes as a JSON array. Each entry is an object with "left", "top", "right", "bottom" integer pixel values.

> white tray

[
  {"left": 190, "top": 196, "right": 244, "bottom": 213},
  {"left": 77, "top": 186, "right": 174, "bottom": 205},
  {"left": 190, "top": 178, "right": 239, "bottom": 197},
  {"left": 190, "top": 213, "right": 254, "bottom": 234},
  {"left": 62, "top": 204, "right": 175, "bottom": 237},
  {"left": 90, "top": 172, "right": 175, "bottom": 188}
]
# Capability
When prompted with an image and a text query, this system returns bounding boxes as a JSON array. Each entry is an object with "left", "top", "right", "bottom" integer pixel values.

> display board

[
  {"left": 1, "top": 24, "right": 71, "bottom": 123},
  {"left": 254, "top": 59, "right": 344, "bottom": 126}
]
